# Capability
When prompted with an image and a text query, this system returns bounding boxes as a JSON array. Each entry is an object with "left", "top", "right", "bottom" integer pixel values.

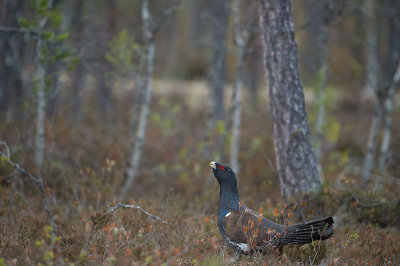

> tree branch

[
  {"left": 106, "top": 203, "right": 167, "bottom": 224},
  {"left": 152, "top": 0, "right": 183, "bottom": 35},
  {"left": 0, "top": 141, "right": 56, "bottom": 236},
  {"left": 350, "top": 192, "right": 381, "bottom": 208},
  {"left": 0, "top": 26, "right": 40, "bottom": 36}
]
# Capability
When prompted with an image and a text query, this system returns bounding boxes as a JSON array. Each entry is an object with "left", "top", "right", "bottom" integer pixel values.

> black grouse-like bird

[{"left": 209, "top": 161, "right": 334, "bottom": 257}]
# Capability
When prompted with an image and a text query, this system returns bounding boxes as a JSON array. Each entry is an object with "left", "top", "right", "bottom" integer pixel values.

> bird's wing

[
  {"left": 221, "top": 210, "right": 249, "bottom": 249},
  {"left": 222, "top": 208, "right": 284, "bottom": 252}
]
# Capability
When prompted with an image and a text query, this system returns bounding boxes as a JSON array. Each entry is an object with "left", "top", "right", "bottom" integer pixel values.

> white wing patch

[
  {"left": 225, "top": 212, "right": 231, "bottom": 217},
  {"left": 226, "top": 237, "right": 249, "bottom": 252}
]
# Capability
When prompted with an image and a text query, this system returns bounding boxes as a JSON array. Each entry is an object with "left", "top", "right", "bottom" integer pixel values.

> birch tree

[
  {"left": 121, "top": 0, "right": 181, "bottom": 198},
  {"left": 205, "top": 0, "right": 230, "bottom": 162},
  {"left": 0, "top": 0, "right": 25, "bottom": 119},
  {"left": 229, "top": 0, "right": 257, "bottom": 174},
  {"left": 258, "top": 0, "right": 321, "bottom": 200},
  {"left": 361, "top": 0, "right": 379, "bottom": 100},
  {"left": 0, "top": 0, "right": 73, "bottom": 172},
  {"left": 362, "top": 0, "right": 400, "bottom": 181},
  {"left": 379, "top": 0, "right": 400, "bottom": 173},
  {"left": 309, "top": 0, "right": 343, "bottom": 181}
]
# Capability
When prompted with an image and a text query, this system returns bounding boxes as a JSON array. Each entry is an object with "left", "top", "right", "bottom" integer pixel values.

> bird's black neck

[{"left": 218, "top": 180, "right": 240, "bottom": 216}]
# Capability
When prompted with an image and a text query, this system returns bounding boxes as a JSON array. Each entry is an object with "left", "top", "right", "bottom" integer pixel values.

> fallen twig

[
  {"left": 351, "top": 192, "right": 381, "bottom": 208},
  {"left": 106, "top": 203, "right": 167, "bottom": 224},
  {"left": 0, "top": 141, "right": 56, "bottom": 236}
]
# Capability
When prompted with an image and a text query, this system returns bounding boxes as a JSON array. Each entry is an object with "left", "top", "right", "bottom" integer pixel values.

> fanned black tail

[{"left": 282, "top": 217, "right": 334, "bottom": 245}]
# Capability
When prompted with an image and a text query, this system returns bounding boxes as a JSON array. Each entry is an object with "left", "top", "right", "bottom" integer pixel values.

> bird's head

[{"left": 209, "top": 161, "right": 237, "bottom": 185}]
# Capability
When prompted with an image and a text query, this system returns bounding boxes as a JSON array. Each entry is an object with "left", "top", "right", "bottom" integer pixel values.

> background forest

[{"left": 1, "top": 0, "right": 400, "bottom": 265}]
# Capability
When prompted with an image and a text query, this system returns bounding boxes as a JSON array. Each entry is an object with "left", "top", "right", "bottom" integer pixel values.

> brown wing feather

[{"left": 222, "top": 208, "right": 284, "bottom": 252}]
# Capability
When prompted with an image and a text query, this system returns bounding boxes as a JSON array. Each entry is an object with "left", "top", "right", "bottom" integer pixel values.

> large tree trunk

[{"left": 258, "top": 0, "right": 321, "bottom": 200}]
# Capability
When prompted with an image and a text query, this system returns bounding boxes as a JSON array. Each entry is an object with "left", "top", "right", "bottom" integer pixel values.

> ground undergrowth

[{"left": 1, "top": 87, "right": 400, "bottom": 265}]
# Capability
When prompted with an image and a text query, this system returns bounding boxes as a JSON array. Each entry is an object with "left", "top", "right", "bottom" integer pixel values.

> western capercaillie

[{"left": 209, "top": 161, "right": 334, "bottom": 258}]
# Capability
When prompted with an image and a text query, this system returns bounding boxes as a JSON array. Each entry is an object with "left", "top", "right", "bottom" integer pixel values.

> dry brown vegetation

[{"left": 1, "top": 84, "right": 400, "bottom": 265}]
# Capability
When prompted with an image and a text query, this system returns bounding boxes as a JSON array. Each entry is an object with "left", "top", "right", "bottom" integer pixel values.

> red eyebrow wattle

[{"left": 218, "top": 165, "right": 225, "bottom": 170}]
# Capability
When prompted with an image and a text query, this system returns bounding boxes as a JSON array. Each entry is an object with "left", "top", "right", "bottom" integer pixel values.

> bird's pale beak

[{"left": 209, "top": 161, "right": 216, "bottom": 169}]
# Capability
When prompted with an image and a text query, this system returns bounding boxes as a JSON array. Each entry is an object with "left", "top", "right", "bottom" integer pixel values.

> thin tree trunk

[
  {"left": 314, "top": 62, "right": 327, "bottom": 181},
  {"left": 209, "top": 0, "right": 229, "bottom": 127},
  {"left": 258, "top": 0, "right": 321, "bottom": 200},
  {"left": 361, "top": 98, "right": 383, "bottom": 181},
  {"left": 230, "top": 0, "right": 245, "bottom": 174},
  {"left": 205, "top": 0, "right": 229, "bottom": 162},
  {"left": 121, "top": 0, "right": 154, "bottom": 198},
  {"left": 361, "top": 0, "right": 379, "bottom": 100},
  {"left": 363, "top": 0, "right": 400, "bottom": 180},
  {"left": 312, "top": 0, "right": 334, "bottom": 182},
  {"left": 98, "top": 0, "right": 116, "bottom": 119},
  {"left": 71, "top": 0, "right": 84, "bottom": 119},
  {"left": 379, "top": 0, "right": 400, "bottom": 173},
  {"left": 379, "top": 62, "right": 400, "bottom": 172},
  {"left": 35, "top": 45, "right": 46, "bottom": 171},
  {"left": 34, "top": 0, "right": 54, "bottom": 171},
  {"left": 0, "top": 0, "right": 25, "bottom": 118}
]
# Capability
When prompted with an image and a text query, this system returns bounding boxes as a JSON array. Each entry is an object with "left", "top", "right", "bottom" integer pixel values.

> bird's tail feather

[{"left": 282, "top": 217, "right": 334, "bottom": 245}]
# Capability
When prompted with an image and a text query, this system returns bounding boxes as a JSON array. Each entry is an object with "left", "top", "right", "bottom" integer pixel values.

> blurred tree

[
  {"left": 0, "top": 0, "right": 25, "bottom": 120},
  {"left": 98, "top": 0, "right": 117, "bottom": 120},
  {"left": 229, "top": 0, "right": 257, "bottom": 174},
  {"left": 258, "top": 0, "right": 321, "bottom": 200},
  {"left": 0, "top": 0, "right": 73, "bottom": 171},
  {"left": 362, "top": 0, "right": 400, "bottom": 181},
  {"left": 209, "top": 0, "right": 229, "bottom": 125},
  {"left": 361, "top": 0, "right": 379, "bottom": 100},
  {"left": 206, "top": 0, "right": 230, "bottom": 160},
  {"left": 230, "top": 0, "right": 245, "bottom": 175},
  {"left": 70, "top": 0, "right": 84, "bottom": 119},
  {"left": 308, "top": 0, "right": 343, "bottom": 181},
  {"left": 379, "top": 0, "right": 400, "bottom": 173},
  {"left": 121, "top": 0, "right": 181, "bottom": 198}
]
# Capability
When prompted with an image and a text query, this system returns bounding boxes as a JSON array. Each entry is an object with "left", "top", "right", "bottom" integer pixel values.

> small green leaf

[
  {"left": 349, "top": 232, "right": 359, "bottom": 240},
  {"left": 18, "top": 18, "right": 29, "bottom": 28},
  {"left": 55, "top": 32, "right": 69, "bottom": 42}
]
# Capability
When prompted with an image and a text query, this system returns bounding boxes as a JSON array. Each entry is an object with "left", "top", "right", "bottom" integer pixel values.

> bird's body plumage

[{"left": 209, "top": 161, "right": 334, "bottom": 256}]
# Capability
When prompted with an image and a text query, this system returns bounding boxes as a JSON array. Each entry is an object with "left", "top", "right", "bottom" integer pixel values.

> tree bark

[{"left": 258, "top": 0, "right": 321, "bottom": 200}]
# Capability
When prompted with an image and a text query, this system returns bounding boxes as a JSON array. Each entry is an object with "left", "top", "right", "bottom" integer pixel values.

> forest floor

[{"left": 1, "top": 81, "right": 400, "bottom": 265}]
